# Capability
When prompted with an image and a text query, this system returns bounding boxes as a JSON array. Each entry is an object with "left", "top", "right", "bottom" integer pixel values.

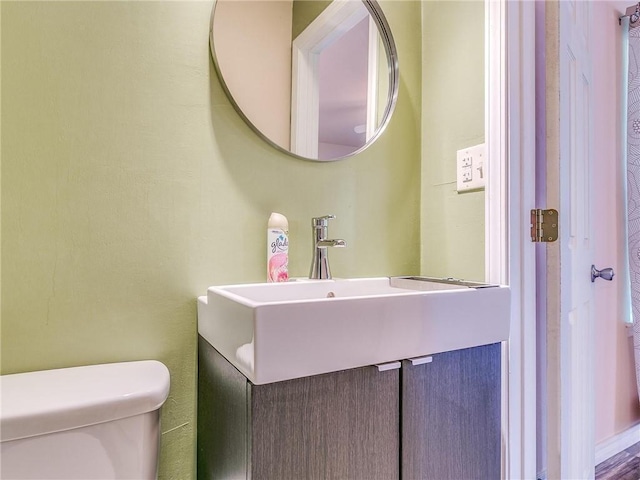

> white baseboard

[{"left": 595, "top": 423, "right": 640, "bottom": 465}]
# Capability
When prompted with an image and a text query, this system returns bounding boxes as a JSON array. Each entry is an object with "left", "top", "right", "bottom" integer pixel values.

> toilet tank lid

[{"left": 0, "top": 360, "right": 170, "bottom": 442}]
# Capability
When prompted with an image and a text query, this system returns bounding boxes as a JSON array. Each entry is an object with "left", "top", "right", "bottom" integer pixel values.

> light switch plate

[{"left": 456, "top": 143, "right": 486, "bottom": 192}]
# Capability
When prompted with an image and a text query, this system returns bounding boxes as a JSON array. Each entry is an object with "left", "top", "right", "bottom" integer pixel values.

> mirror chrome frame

[{"left": 209, "top": 0, "right": 399, "bottom": 162}]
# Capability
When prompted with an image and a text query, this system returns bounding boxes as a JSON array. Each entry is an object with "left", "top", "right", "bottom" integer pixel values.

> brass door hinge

[{"left": 530, "top": 209, "right": 558, "bottom": 242}]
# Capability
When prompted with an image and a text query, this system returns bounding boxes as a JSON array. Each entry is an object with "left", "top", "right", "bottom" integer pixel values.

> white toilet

[{"left": 0, "top": 360, "right": 170, "bottom": 480}]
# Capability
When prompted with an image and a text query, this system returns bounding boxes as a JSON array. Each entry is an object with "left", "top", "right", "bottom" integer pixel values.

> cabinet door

[
  {"left": 250, "top": 365, "right": 400, "bottom": 480},
  {"left": 402, "top": 343, "right": 501, "bottom": 480}
]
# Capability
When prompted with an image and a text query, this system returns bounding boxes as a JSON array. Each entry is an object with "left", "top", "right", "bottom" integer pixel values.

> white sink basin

[{"left": 197, "top": 277, "right": 510, "bottom": 384}]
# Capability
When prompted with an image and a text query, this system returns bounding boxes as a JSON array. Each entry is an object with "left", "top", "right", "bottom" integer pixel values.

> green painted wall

[
  {"left": 291, "top": 0, "right": 332, "bottom": 39},
  {"left": 1, "top": 1, "right": 421, "bottom": 479},
  {"left": 420, "top": 1, "right": 485, "bottom": 281}
]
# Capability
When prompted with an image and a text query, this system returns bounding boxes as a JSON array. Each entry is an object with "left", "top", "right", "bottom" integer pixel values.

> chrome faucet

[{"left": 309, "top": 215, "right": 346, "bottom": 280}]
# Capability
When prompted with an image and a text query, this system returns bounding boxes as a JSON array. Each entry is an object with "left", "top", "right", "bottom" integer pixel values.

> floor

[{"left": 595, "top": 442, "right": 640, "bottom": 480}]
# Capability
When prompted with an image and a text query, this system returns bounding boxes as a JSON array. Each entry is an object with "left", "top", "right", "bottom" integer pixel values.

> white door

[{"left": 545, "top": 1, "right": 595, "bottom": 478}]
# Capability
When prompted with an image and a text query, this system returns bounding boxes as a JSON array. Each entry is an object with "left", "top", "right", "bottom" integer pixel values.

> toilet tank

[{"left": 0, "top": 360, "right": 170, "bottom": 480}]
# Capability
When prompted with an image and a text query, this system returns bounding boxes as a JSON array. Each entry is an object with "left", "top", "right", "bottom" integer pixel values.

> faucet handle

[{"left": 312, "top": 215, "right": 336, "bottom": 227}]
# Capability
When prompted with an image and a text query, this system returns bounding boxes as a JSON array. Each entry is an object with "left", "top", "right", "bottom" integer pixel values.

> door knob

[{"left": 591, "top": 265, "right": 614, "bottom": 282}]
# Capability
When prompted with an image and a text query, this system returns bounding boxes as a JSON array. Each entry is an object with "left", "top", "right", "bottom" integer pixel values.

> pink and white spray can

[{"left": 267, "top": 212, "right": 289, "bottom": 283}]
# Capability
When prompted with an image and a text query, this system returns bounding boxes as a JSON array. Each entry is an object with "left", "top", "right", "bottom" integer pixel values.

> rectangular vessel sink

[{"left": 197, "top": 277, "right": 510, "bottom": 385}]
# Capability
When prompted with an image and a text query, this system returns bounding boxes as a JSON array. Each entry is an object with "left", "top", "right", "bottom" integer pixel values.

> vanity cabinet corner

[{"left": 197, "top": 335, "right": 400, "bottom": 480}]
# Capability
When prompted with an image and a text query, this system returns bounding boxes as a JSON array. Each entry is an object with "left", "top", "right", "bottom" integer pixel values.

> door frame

[
  {"left": 290, "top": 0, "right": 373, "bottom": 157},
  {"left": 486, "top": 1, "right": 537, "bottom": 478}
]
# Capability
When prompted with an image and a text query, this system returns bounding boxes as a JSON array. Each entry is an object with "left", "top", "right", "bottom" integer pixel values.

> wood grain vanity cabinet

[
  {"left": 402, "top": 343, "right": 501, "bottom": 479},
  {"left": 197, "top": 336, "right": 500, "bottom": 480}
]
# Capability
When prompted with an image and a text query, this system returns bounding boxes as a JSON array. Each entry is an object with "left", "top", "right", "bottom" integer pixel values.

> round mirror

[{"left": 209, "top": 0, "right": 399, "bottom": 162}]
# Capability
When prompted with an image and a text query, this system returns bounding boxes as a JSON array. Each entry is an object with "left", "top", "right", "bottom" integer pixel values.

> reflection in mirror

[{"left": 210, "top": 0, "right": 398, "bottom": 162}]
